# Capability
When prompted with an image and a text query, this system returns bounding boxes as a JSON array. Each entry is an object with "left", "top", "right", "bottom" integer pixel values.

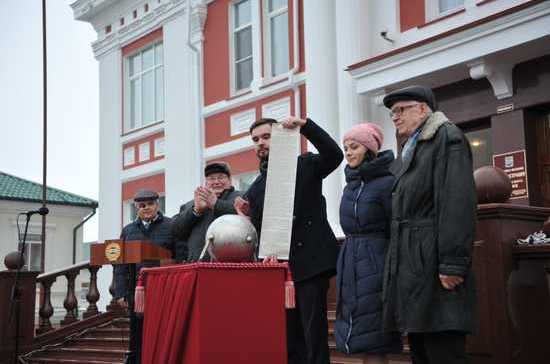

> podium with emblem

[{"left": 90, "top": 239, "right": 172, "bottom": 364}]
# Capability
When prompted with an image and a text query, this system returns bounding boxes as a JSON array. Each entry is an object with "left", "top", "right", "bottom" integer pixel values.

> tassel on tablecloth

[
  {"left": 285, "top": 269, "right": 295, "bottom": 309},
  {"left": 135, "top": 274, "right": 145, "bottom": 313}
]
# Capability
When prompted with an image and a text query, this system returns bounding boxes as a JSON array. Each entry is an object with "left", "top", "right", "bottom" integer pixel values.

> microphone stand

[{"left": 9, "top": 212, "right": 32, "bottom": 364}]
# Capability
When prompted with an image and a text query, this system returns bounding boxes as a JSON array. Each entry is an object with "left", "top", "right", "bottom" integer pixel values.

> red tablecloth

[{"left": 139, "top": 263, "right": 290, "bottom": 364}]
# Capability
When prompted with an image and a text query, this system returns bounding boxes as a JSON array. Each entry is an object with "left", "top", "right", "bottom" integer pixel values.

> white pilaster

[
  {"left": 163, "top": 13, "right": 203, "bottom": 216},
  {"left": 334, "top": 0, "right": 370, "bottom": 185},
  {"left": 97, "top": 49, "right": 122, "bottom": 310},
  {"left": 303, "top": 0, "right": 342, "bottom": 234}
]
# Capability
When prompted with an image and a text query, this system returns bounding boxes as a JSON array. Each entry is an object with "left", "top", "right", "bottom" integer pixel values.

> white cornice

[
  {"left": 204, "top": 136, "right": 254, "bottom": 160},
  {"left": 120, "top": 123, "right": 165, "bottom": 144},
  {"left": 0, "top": 201, "right": 94, "bottom": 219},
  {"left": 202, "top": 72, "right": 306, "bottom": 117},
  {"left": 120, "top": 159, "right": 166, "bottom": 183},
  {"left": 71, "top": 0, "right": 118, "bottom": 22},
  {"left": 350, "top": 1, "right": 550, "bottom": 95},
  {"left": 73, "top": 0, "right": 188, "bottom": 59}
]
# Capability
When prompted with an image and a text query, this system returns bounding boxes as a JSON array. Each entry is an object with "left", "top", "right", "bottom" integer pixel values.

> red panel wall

[
  {"left": 122, "top": 28, "right": 163, "bottom": 56},
  {"left": 204, "top": 0, "right": 231, "bottom": 105},
  {"left": 400, "top": 0, "right": 426, "bottom": 32},
  {"left": 122, "top": 173, "right": 165, "bottom": 201},
  {"left": 122, "top": 132, "right": 165, "bottom": 170},
  {"left": 204, "top": 89, "right": 295, "bottom": 147},
  {"left": 212, "top": 149, "right": 259, "bottom": 175}
]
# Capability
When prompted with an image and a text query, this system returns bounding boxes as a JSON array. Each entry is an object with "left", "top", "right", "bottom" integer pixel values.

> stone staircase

[
  {"left": 22, "top": 312, "right": 411, "bottom": 364},
  {"left": 21, "top": 318, "right": 129, "bottom": 364},
  {"left": 327, "top": 310, "right": 411, "bottom": 364}
]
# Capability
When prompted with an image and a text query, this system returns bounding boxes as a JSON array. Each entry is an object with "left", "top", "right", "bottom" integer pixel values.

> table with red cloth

[{"left": 138, "top": 262, "right": 291, "bottom": 364}]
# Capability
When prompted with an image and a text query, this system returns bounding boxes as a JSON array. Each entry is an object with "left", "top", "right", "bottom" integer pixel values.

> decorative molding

[
  {"left": 120, "top": 159, "right": 165, "bottom": 183},
  {"left": 203, "top": 73, "right": 306, "bottom": 117},
  {"left": 204, "top": 136, "right": 254, "bottom": 160},
  {"left": 261, "top": 97, "right": 291, "bottom": 120},
  {"left": 372, "top": 91, "right": 386, "bottom": 106},
  {"left": 350, "top": 1, "right": 550, "bottom": 95},
  {"left": 74, "top": 0, "right": 188, "bottom": 59},
  {"left": 120, "top": 122, "right": 165, "bottom": 144},
  {"left": 468, "top": 59, "right": 514, "bottom": 99},
  {"left": 230, "top": 108, "right": 256, "bottom": 136},
  {"left": 189, "top": 0, "right": 208, "bottom": 44}
]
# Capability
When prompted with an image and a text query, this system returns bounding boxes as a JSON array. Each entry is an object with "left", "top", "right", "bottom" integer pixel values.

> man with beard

[
  {"left": 172, "top": 162, "right": 242, "bottom": 261},
  {"left": 234, "top": 116, "right": 343, "bottom": 364}
]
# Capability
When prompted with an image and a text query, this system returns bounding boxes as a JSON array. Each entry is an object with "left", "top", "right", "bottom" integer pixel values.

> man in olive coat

[
  {"left": 382, "top": 86, "right": 477, "bottom": 364},
  {"left": 234, "top": 116, "right": 343, "bottom": 364},
  {"left": 172, "top": 162, "right": 242, "bottom": 261}
]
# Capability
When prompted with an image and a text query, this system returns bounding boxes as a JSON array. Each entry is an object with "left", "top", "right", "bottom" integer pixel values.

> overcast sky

[{"left": 1, "top": 0, "right": 99, "bottom": 241}]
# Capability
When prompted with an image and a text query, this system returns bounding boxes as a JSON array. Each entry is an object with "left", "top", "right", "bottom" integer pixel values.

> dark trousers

[
  {"left": 286, "top": 273, "right": 330, "bottom": 364},
  {"left": 127, "top": 311, "right": 143, "bottom": 364},
  {"left": 408, "top": 331, "right": 469, "bottom": 364}
]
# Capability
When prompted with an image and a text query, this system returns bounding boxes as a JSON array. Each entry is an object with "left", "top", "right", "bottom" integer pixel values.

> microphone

[{"left": 22, "top": 207, "right": 49, "bottom": 216}]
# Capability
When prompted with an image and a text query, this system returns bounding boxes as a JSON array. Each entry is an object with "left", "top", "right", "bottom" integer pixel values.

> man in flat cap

[
  {"left": 382, "top": 85, "right": 477, "bottom": 364},
  {"left": 114, "top": 188, "right": 175, "bottom": 364},
  {"left": 172, "top": 161, "right": 242, "bottom": 261}
]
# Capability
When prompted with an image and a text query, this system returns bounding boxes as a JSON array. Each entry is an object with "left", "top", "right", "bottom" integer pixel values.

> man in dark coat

[
  {"left": 234, "top": 116, "right": 343, "bottom": 364},
  {"left": 172, "top": 162, "right": 242, "bottom": 261},
  {"left": 382, "top": 86, "right": 477, "bottom": 364},
  {"left": 113, "top": 189, "right": 175, "bottom": 364}
]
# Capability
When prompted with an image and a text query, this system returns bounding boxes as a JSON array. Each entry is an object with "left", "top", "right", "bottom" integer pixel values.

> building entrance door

[{"left": 535, "top": 113, "right": 550, "bottom": 207}]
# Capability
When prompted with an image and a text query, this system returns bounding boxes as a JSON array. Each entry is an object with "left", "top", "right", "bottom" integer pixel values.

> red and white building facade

[{"left": 73, "top": 0, "right": 550, "bottom": 306}]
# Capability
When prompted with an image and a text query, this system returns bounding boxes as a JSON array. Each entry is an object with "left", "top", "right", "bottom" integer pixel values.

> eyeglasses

[
  {"left": 136, "top": 201, "right": 156, "bottom": 209},
  {"left": 389, "top": 103, "right": 421, "bottom": 118},
  {"left": 206, "top": 175, "right": 229, "bottom": 182}
]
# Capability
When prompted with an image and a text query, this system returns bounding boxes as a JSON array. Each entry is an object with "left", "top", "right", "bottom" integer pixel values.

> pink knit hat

[{"left": 342, "top": 122, "right": 384, "bottom": 154}]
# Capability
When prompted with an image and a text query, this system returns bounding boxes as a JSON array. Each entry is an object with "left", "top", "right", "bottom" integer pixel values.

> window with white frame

[
  {"left": 231, "top": 0, "right": 254, "bottom": 91},
  {"left": 125, "top": 42, "right": 164, "bottom": 132},
  {"left": 233, "top": 171, "right": 259, "bottom": 192},
  {"left": 124, "top": 146, "right": 135, "bottom": 166},
  {"left": 139, "top": 142, "right": 151, "bottom": 162},
  {"left": 426, "top": 0, "right": 464, "bottom": 19},
  {"left": 154, "top": 137, "right": 165, "bottom": 157},
  {"left": 263, "top": 0, "right": 289, "bottom": 78},
  {"left": 18, "top": 232, "right": 42, "bottom": 271}
]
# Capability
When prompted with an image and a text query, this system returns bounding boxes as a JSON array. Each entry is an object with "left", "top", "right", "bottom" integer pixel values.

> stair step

[
  {"left": 86, "top": 327, "right": 129, "bottom": 338},
  {"left": 36, "top": 347, "right": 127, "bottom": 361},
  {"left": 25, "top": 357, "right": 123, "bottom": 364},
  {"left": 67, "top": 337, "right": 129, "bottom": 349}
]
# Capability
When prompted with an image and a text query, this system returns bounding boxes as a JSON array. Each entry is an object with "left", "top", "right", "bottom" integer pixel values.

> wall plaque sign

[{"left": 493, "top": 149, "right": 528, "bottom": 199}]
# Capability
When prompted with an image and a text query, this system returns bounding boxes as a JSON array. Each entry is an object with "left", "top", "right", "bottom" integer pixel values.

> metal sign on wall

[{"left": 492, "top": 149, "right": 529, "bottom": 200}]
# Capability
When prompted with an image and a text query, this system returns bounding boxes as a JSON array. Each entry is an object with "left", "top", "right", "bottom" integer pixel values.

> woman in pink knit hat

[{"left": 335, "top": 122, "right": 402, "bottom": 363}]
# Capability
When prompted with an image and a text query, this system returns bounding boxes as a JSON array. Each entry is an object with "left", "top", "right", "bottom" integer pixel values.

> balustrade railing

[{"left": 34, "top": 261, "right": 119, "bottom": 335}]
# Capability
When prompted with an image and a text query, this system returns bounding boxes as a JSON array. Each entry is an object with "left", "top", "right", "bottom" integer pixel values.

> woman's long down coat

[{"left": 335, "top": 150, "right": 402, "bottom": 354}]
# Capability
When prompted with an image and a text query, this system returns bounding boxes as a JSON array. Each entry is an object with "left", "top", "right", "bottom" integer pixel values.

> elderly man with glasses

[
  {"left": 113, "top": 188, "right": 175, "bottom": 364},
  {"left": 172, "top": 162, "right": 243, "bottom": 262},
  {"left": 382, "top": 86, "right": 477, "bottom": 364}
]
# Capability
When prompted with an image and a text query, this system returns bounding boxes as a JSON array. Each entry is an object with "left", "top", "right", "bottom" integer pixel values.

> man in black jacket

[
  {"left": 235, "top": 116, "right": 343, "bottom": 364},
  {"left": 172, "top": 162, "right": 242, "bottom": 261},
  {"left": 113, "top": 188, "right": 175, "bottom": 364}
]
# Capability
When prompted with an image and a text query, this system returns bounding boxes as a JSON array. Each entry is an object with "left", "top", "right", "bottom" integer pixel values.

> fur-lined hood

[{"left": 419, "top": 111, "right": 449, "bottom": 141}]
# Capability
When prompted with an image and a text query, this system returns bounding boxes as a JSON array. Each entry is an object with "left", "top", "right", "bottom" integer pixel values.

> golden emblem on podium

[{"left": 105, "top": 241, "right": 122, "bottom": 262}]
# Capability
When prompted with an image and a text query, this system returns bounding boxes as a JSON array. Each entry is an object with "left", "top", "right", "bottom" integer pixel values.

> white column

[
  {"left": 163, "top": 14, "right": 203, "bottom": 216},
  {"left": 303, "top": 0, "right": 342, "bottom": 235},
  {"left": 334, "top": 0, "right": 370, "bottom": 185},
  {"left": 96, "top": 49, "right": 122, "bottom": 310}
]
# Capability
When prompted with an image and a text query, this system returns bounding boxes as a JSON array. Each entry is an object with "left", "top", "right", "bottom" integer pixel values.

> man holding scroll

[{"left": 234, "top": 116, "right": 343, "bottom": 364}]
